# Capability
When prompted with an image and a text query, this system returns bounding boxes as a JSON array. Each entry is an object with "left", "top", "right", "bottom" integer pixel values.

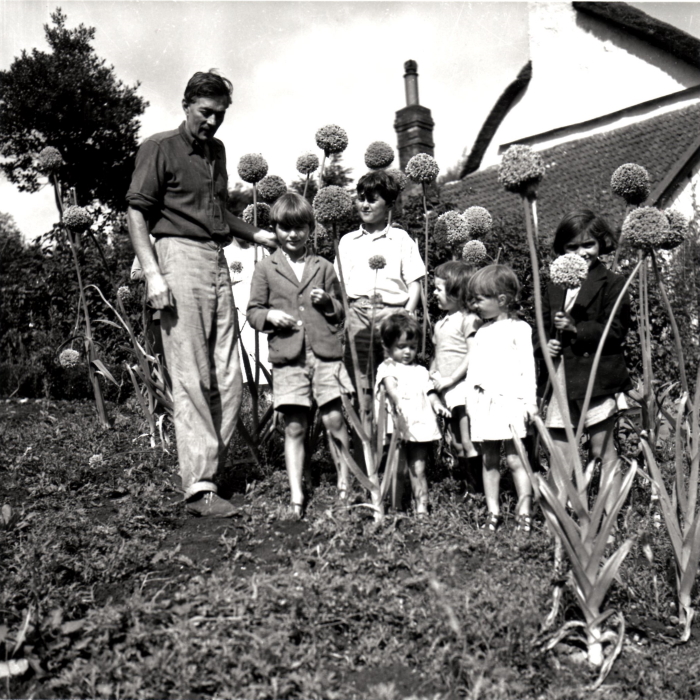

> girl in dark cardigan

[{"left": 541, "top": 210, "right": 632, "bottom": 511}]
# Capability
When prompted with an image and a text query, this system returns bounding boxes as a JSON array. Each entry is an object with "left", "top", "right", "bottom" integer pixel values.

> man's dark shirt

[{"left": 127, "top": 122, "right": 231, "bottom": 243}]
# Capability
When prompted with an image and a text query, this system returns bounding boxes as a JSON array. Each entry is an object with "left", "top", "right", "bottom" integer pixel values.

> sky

[{"left": 1, "top": 1, "right": 700, "bottom": 240}]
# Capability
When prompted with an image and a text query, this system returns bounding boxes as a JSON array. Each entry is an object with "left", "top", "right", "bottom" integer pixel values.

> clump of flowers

[
  {"left": 313, "top": 186, "right": 353, "bottom": 224},
  {"left": 437, "top": 211, "right": 470, "bottom": 245},
  {"left": 315, "top": 125, "right": 349, "bottom": 155},
  {"left": 364, "top": 141, "right": 395, "bottom": 169},
  {"left": 463, "top": 206, "right": 493, "bottom": 238},
  {"left": 296, "top": 152, "right": 319, "bottom": 175},
  {"left": 63, "top": 205, "right": 93, "bottom": 233},
  {"left": 462, "top": 240, "right": 489, "bottom": 266},
  {"left": 242, "top": 202, "right": 272, "bottom": 230},
  {"left": 406, "top": 153, "right": 440, "bottom": 184},
  {"left": 368, "top": 255, "right": 387, "bottom": 270},
  {"left": 37, "top": 146, "right": 63, "bottom": 173},
  {"left": 89, "top": 454, "right": 104, "bottom": 467},
  {"left": 386, "top": 168, "right": 409, "bottom": 192},
  {"left": 59, "top": 348, "right": 81, "bottom": 368},
  {"left": 621, "top": 206, "right": 670, "bottom": 251},
  {"left": 550, "top": 253, "right": 589, "bottom": 289},
  {"left": 229, "top": 260, "right": 244, "bottom": 275},
  {"left": 498, "top": 144, "right": 545, "bottom": 195},
  {"left": 257, "top": 175, "right": 287, "bottom": 203},
  {"left": 662, "top": 210, "right": 689, "bottom": 250},
  {"left": 117, "top": 285, "right": 133, "bottom": 302},
  {"left": 610, "top": 163, "right": 650, "bottom": 206},
  {"left": 237, "top": 153, "right": 268, "bottom": 184}
]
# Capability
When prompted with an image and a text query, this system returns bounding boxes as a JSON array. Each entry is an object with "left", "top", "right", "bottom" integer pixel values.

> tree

[
  {"left": 291, "top": 154, "right": 354, "bottom": 202},
  {"left": 0, "top": 8, "right": 147, "bottom": 211}
]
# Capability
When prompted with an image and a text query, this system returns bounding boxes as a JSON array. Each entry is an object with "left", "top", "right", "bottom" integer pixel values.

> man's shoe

[{"left": 185, "top": 492, "right": 236, "bottom": 518}]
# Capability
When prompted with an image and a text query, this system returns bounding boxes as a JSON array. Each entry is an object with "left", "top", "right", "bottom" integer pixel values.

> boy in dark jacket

[{"left": 247, "top": 193, "right": 352, "bottom": 517}]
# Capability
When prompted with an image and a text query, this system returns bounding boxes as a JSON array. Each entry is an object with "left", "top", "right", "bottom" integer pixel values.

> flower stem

[{"left": 421, "top": 183, "right": 430, "bottom": 358}]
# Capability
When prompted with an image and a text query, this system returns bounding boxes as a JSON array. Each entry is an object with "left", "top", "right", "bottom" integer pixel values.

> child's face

[
  {"left": 473, "top": 293, "right": 505, "bottom": 321},
  {"left": 433, "top": 277, "right": 458, "bottom": 311},
  {"left": 275, "top": 224, "right": 310, "bottom": 258},
  {"left": 564, "top": 233, "right": 600, "bottom": 268},
  {"left": 356, "top": 193, "right": 389, "bottom": 229},
  {"left": 387, "top": 332, "right": 418, "bottom": 365}
]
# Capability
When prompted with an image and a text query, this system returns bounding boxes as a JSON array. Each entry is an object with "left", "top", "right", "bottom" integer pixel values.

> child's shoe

[
  {"left": 481, "top": 512, "right": 501, "bottom": 532},
  {"left": 515, "top": 513, "right": 532, "bottom": 534}
]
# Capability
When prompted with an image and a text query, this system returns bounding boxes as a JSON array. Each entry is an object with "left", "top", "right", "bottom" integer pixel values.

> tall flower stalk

[
  {"left": 367, "top": 255, "right": 387, "bottom": 385},
  {"left": 406, "top": 153, "right": 440, "bottom": 356}
]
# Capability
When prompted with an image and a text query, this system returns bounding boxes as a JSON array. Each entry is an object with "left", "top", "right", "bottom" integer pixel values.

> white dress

[
  {"left": 465, "top": 318, "right": 537, "bottom": 442},
  {"left": 374, "top": 360, "right": 442, "bottom": 442}
]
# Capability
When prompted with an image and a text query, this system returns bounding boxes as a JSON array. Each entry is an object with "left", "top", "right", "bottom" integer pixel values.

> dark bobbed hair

[
  {"left": 184, "top": 71, "right": 233, "bottom": 107},
  {"left": 468, "top": 264, "right": 521, "bottom": 312},
  {"left": 269, "top": 192, "right": 315, "bottom": 233},
  {"left": 380, "top": 312, "right": 420, "bottom": 349},
  {"left": 434, "top": 261, "right": 472, "bottom": 310},
  {"left": 552, "top": 209, "right": 617, "bottom": 255},
  {"left": 356, "top": 170, "right": 400, "bottom": 208}
]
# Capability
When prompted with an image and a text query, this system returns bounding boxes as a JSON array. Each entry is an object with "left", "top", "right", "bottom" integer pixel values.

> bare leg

[
  {"left": 481, "top": 441, "right": 502, "bottom": 516},
  {"left": 454, "top": 406, "right": 478, "bottom": 458},
  {"left": 505, "top": 439, "right": 532, "bottom": 517},
  {"left": 320, "top": 398, "right": 349, "bottom": 499},
  {"left": 280, "top": 406, "right": 308, "bottom": 513},
  {"left": 588, "top": 416, "right": 620, "bottom": 514},
  {"left": 406, "top": 442, "right": 429, "bottom": 515}
]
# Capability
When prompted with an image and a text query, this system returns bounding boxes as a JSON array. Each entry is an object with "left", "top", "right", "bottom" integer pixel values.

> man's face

[{"left": 182, "top": 96, "right": 228, "bottom": 142}]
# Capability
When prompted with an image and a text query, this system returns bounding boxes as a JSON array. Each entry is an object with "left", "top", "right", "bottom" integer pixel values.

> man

[{"left": 126, "top": 71, "right": 276, "bottom": 517}]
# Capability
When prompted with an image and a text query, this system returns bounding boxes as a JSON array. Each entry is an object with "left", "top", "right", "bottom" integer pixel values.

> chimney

[{"left": 394, "top": 60, "right": 435, "bottom": 171}]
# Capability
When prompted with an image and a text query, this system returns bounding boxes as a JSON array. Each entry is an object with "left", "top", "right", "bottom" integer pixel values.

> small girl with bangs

[
  {"left": 430, "top": 261, "right": 482, "bottom": 488},
  {"left": 465, "top": 265, "right": 538, "bottom": 532}
]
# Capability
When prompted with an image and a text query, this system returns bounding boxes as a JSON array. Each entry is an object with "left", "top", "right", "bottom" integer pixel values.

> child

[
  {"left": 247, "top": 192, "right": 352, "bottom": 518},
  {"left": 465, "top": 265, "right": 538, "bottom": 532},
  {"left": 541, "top": 210, "right": 632, "bottom": 512},
  {"left": 429, "top": 261, "right": 482, "bottom": 489},
  {"left": 336, "top": 170, "right": 426, "bottom": 394},
  {"left": 375, "top": 312, "right": 451, "bottom": 516}
]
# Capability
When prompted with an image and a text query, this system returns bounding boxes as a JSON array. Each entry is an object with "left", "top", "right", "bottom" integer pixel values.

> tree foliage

[{"left": 0, "top": 8, "right": 147, "bottom": 211}]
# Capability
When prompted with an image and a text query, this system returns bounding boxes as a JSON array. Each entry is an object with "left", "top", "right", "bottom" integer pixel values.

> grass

[{"left": 2, "top": 397, "right": 700, "bottom": 699}]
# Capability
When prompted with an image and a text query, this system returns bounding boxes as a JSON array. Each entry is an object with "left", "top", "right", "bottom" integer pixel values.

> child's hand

[
  {"left": 553, "top": 311, "right": 576, "bottom": 333},
  {"left": 310, "top": 288, "right": 332, "bottom": 310},
  {"left": 524, "top": 403, "right": 539, "bottom": 421},
  {"left": 267, "top": 309, "right": 299, "bottom": 329},
  {"left": 547, "top": 339, "right": 562, "bottom": 357},
  {"left": 432, "top": 375, "right": 454, "bottom": 392},
  {"left": 434, "top": 403, "right": 452, "bottom": 419}
]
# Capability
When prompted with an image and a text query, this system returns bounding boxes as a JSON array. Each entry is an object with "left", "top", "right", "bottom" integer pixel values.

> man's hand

[
  {"left": 310, "top": 288, "right": 332, "bottom": 311},
  {"left": 267, "top": 309, "right": 299, "bottom": 329},
  {"left": 553, "top": 311, "right": 576, "bottom": 333},
  {"left": 254, "top": 229, "right": 278, "bottom": 249},
  {"left": 547, "top": 338, "right": 562, "bottom": 358},
  {"left": 146, "top": 272, "right": 175, "bottom": 309}
]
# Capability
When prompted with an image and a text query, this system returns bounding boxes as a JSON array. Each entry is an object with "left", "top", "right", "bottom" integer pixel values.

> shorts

[
  {"left": 545, "top": 392, "right": 627, "bottom": 429},
  {"left": 272, "top": 346, "right": 354, "bottom": 409}
]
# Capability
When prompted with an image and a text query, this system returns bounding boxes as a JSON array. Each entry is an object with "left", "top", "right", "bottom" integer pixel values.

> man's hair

[
  {"left": 356, "top": 170, "right": 401, "bottom": 208},
  {"left": 434, "top": 261, "right": 473, "bottom": 310},
  {"left": 468, "top": 264, "right": 521, "bottom": 312},
  {"left": 184, "top": 71, "right": 233, "bottom": 106},
  {"left": 269, "top": 192, "right": 315, "bottom": 233},
  {"left": 552, "top": 209, "right": 617, "bottom": 255},
  {"left": 380, "top": 312, "right": 420, "bottom": 349}
]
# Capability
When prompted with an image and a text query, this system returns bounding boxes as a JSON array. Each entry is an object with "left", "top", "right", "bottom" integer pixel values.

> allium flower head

[
  {"left": 237, "top": 153, "right": 268, "bottom": 184},
  {"left": 461, "top": 240, "right": 489, "bottom": 266},
  {"left": 463, "top": 206, "right": 493, "bottom": 238},
  {"left": 315, "top": 125, "right": 349, "bottom": 155},
  {"left": 370, "top": 293, "right": 384, "bottom": 306},
  {"left": 37, "top": 146, "right": 63, "bottom": 173},
  {"left": 386, "top": 168, "right": 409, "bottom": 192},
  {"left": 406, "top": 153, "right": 440, "bottom": 184},
  {"left": 498, "top": 144, "right": 545, "bottom": 196},
  {"left": 59, "top": 348, "right": 80, "bottom": 368},
  {"left": 549, "top": 253, "right": 589, "bottom": 289},
  {"left": 364, "top": 141, "right": 395, "bottom": 169},
  {"left": 89, "top": 454, "right": 104, "bottom": 467},
  {"left": 296, "top": 152, "right": 319, "bottom": 175},
  {"left": 610, "top": 163, "right": 650, "bottom": 206},
  {"left": 229, "top": 260, "right": 244, "bottom": 275},
  {"left": 437, "top": 211, "right": 470, "bottom": 245},
  {"left": 257, "top": 175, "right": 287, "bottom": 203},
  {"left": 662, "top": 210, "right": 689, "bottom": 250},
  {"left": 621, "top": 206, "right": 670, "bottom": 251},
  {"left": 117, "top": 285, "right": 133, "bottom": 302},
  {"left": 313, "top": 186, "right": 353, "bottom": 225},
  {"left": 368, "top": 255, "right": 387, "bottom": 270},
  {"left": 63, "top": 205, "right": 93, "bottom": 233},
  {"left": 242, "top": 202, "right": 272, "bottom": 230}
]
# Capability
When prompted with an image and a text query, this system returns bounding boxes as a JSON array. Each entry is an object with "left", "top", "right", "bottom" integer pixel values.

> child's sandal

[
  {"left": 515, "top": 514, "right": 532, "bottom": 533},
  {"left": 285, "top": 502, "right": 304, "bottom": 521},
  {"left": 481, "top": 513, "right": 501, "bottom": 532}
]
